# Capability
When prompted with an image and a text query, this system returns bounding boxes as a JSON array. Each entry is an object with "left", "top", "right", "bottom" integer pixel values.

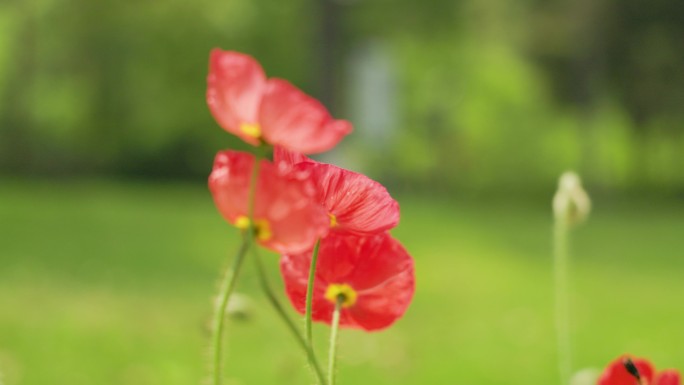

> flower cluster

[
  {"left": 598, "top": 356, "right": 681, "bottom": 385},
  {"left": 207, "top": 49, "right": 415, "bottom": 331}
]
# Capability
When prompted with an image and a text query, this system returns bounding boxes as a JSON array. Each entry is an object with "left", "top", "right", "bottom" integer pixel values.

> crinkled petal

[
  {"left": 316, "top": 233, "right": 414, "bottom": 292},
  {"left": 349, "top": 269, "right": 415, "bottom": 331},
  {"left": 279, "top": 252, "right": 338, "bottom": 321},
  {"left": 259, "top": 79, "right": 352, "bottom": 154},
  {"left": 274, "top": 149, "right": 399, "bottom": 235},
  {"left": 207, "top": 50, "right": 266, "bottom": 146},
  {"left": 304, "top": 162, "right": 399, "bottom": 235}
]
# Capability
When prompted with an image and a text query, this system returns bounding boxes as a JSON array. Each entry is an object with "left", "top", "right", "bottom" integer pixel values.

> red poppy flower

[
  {"left": 658, "top": 372, "right": 683, "bottom": 385},
  {"left": 280, "top": 232, "right": 415, "bottom": 331},
  {"left": 598, "top": 356, "right": 681, "bottom": 385},
  {"left": 207, "top": 49, "right": 352, "bottom": 154},
  {"left": 208, "top": 150, "right": 329, "bottom": 254},
  {"left": 274, "top": 147, "right": 400, "bottom": 235}
]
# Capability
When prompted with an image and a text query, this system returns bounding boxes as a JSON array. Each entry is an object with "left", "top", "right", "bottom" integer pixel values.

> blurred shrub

[{"left": 0, "top": 0, "right": 682, "bottom": 195}]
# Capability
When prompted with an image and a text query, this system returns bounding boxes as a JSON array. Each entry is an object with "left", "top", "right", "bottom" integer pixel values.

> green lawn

[{"left": 1, "top": 179, "right": 683, "bottom": 384}]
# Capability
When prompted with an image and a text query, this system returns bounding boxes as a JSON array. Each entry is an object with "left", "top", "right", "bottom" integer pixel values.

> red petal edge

[
  {"left": 259, "top": 78, "right": 352, "bottom": 154},
  {"left": 305, "top": 162, "right": 399, "bottom": 235},
  {"left": 207, "top": 49, "right": 266, "bottom": 146}
]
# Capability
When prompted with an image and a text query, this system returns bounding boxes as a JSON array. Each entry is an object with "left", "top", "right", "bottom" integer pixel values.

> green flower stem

[
  {"left": 553, "top": 218, "right": 571, "bottom": 385},
  {"left": 305, "top": 239, "right": 322, "bottom": 346},
  {"left": 327, "top": 298, "right": 343, "bottom": 385},
  {"left": 211, "top": 238, "right": 250, "bottom": 385},
  {"left": 252, "top": 247, "right": 327, "bottom": 385},
  {"left": 210, "top": 154, "right": 261, "bottom": 385}
]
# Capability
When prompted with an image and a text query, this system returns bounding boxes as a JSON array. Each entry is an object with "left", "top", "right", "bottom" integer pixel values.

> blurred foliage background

[{"left": 1, "top": 0, "right": 683, "bottom": 195}]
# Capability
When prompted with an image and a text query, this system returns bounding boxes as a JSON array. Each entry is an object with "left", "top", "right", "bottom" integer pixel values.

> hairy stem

[
  {"left": 327, "top": 298, "right": 343, "bottom": 385},
  {"left": 211, "top": 238, "right": 250, "bottom": 385}
]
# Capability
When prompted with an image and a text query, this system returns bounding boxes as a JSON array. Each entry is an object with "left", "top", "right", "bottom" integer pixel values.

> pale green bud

[
  {"left": 569, "top": 368, "right": 601, "bottom": 385},
  {"left": 553, "top": 171, "right": 591, "bottom": 226}
]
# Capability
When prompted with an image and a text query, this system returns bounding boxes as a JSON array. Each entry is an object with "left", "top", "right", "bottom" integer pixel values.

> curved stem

[
  {"left": 327, "top": 298, "right": 343, "bottom": 385},
  {"left": 252, "top": 247, "right": 328, "bottom": 384},
  {"left": 305, "top": 239, "right": 322, "bottom": 346},
  {"left": 211, "top": 238, "right": 250, "bottom": 385}
]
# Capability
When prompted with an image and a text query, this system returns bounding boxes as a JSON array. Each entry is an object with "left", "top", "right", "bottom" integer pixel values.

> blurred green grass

[{"left": 1, "top": 179, "right": 683, "bottom": 384}]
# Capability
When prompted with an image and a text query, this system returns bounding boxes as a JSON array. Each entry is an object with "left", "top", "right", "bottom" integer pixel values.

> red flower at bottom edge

[
  {"left": 598, "top": 356, "right": 681, "bottom": 385},
  {"left": 280, "top": 232, "right": 415, "bottom": 332}
]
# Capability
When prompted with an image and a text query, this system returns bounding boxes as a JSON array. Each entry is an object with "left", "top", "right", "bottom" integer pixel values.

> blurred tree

[{"left": 0, "top": 0, "right": 682, "bottom": 194}]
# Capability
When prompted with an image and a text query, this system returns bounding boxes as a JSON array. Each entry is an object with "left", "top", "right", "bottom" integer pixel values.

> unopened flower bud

[
  {"left": 553, "top": 171, "right": 591, "bottom": 226},
  {"left": 226, "top": 292, "right": 253, "bottom": 321},
  {"left": 569, "top": 368, "right": 600, "bottom": 385}
]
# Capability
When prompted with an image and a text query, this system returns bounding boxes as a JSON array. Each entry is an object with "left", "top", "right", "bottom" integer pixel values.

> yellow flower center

[
  {"left": 239, "top": 123, "right": 262, "bottom": 139},
  {"left": 328, "top": 213, "right": 338, "bottom": 228},
  {"left": 325, "top": 283, "right": 357, "bottom": 308},
  {"left": 234, "top": 215, "right": 273, "bottom": 241},
  {"left": 234, "top": 216, "right": 250, "bottom": 230}
]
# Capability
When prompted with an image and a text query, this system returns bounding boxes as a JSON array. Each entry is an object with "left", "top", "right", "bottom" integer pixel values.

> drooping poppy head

[
  {"left": 274, "top": 147, "right": 400, "bottom": 235},
  {"left": 208, "top": 150, "right": 330, "bottom": 254},
  {"left": 207, "top": 49, "right": 352, "bottom": 154},
  {"left": 597, "top": 356, "right": 681, "bottom": 385},
  {"left": 280, "top": 232, "right": 415, "bottom": 332}
]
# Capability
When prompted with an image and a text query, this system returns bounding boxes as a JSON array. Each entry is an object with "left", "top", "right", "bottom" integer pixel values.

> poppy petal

[
  {"left": 207, "top": 50, "right": 266, "bottom": 146},
  {"left": 274, "top": 148, "right": 399, "bottom": 235},
  {"left": 656, "top": 370, "right": 682, "bottom": 385},
  {"left": 259, "top": 79, "right": 352, "bottom": 154},
  {"left": 207, "top": 150, "right": 252, "bottom": 225},
  {"left": 209, "top": 150, "right": 328, "bottom": 254},
  {"left": 273, "top": 146, "right": 310, "bottom": 171},
  {"left": 304, "top": 162, "right": 399, "bottom": 235},
  {"left": 280, "top": 233, "right": 415, "bottom": 331},
  {"left": 349, "top": 269, "right": 415, "bottom": 331}
]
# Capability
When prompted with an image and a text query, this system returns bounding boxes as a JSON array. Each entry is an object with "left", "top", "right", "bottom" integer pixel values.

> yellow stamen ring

[
  {"left": 254, "top": 219, "right": 272, "bottom": 241},
  {"left": 328, "top": 213, "right": 338, "bottom": 228},
  {"left": 325, "top": 283, "right": 357, "bottom": 308},
  {"left": 233, "top": 215, "right": 273, "bottom": 241},
  {"left": 239, "top": 123, "right": 262, "bottom": 139},
  {"left": 234, "top": 215, "right": 250, "bottom": 230}
]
